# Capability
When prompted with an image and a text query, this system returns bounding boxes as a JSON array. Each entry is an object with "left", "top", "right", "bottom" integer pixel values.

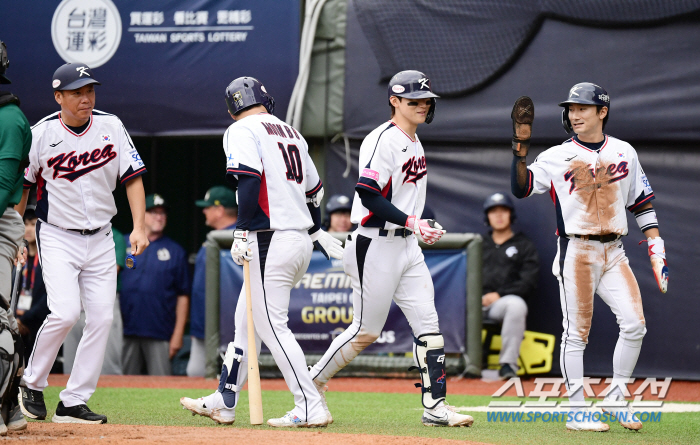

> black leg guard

[{"left": 409, "top": 333, "right": 446, "bottom": 409}]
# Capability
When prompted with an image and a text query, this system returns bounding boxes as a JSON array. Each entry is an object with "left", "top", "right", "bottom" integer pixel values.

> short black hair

[{"left": 596, "top": 105, "right": 609, "bottom": 130}]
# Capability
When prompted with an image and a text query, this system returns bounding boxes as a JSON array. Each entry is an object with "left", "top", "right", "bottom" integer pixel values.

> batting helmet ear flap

[
  {"left": 562, "top": 108, "right": 573, "bottom": 134},
  {"left": 426, "top": 98, "right": 436, "bottom": 124}
]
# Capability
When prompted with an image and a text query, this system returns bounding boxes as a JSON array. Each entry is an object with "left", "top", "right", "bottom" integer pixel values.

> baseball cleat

[
  {"left": 602, "top": 404, "right": 643, "bottom": 431},
  {"left": 566, "top": 420, "right": 610, "bottom": 432},
  {"left": 52, "top": 402, "right": 107, "bottom": 424},
  {"left": 180, "top": 392, "right": 235, "bottom": 425},
  {"left": 312, "top": 378, "right": 333, "bottom": 424},
  {"left": 422, "top": 402, "right": 474, "bottom": 427},
  {"left": 498, "top": 364, "right": 517, "bottom": 380},
  {"left": 6, "top": 404, "right": 27, "bottom": 431},
  {"left": 267, "top": 411, "right": 329, "bottom": 428},
  {"left": 18, "top": 386, "right": 47, "bottom": 420}
]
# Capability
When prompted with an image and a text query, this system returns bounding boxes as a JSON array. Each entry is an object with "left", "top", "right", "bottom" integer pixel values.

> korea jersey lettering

[
  {"left": 224, "top": 113, "right": 321, "bottom": 231},
  {"left": 352, "top": 121, "right": 427, "bottom": 229},
  {"left": 525, "top": 135, "right": 654, "bottom": 236},
  {"left": 24, "top": 110, "right": 146, "bottom": 229}
]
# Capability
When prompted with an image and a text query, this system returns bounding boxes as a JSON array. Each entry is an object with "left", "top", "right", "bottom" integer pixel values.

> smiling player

[
  {"left": 511, "top": 84, "right": 667, "bottom": 432},
  {"left": 309, "top": 70, "right": 474, "bottom": 428}
]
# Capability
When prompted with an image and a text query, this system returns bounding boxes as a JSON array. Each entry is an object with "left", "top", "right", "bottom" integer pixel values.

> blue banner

[
  {"left": 219, "top": 249, "right": 467, "bottom": 353},
  {"left": 1, "top": 0, "right": 299, "bottom": 135}
]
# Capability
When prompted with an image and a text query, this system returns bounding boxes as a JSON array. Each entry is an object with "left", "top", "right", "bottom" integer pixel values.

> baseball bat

[
  {"left": 10, "top": 240, "right": 27, "bottom": 315},
  {"left": 244, "top": 260, "right": 264, "bottom": 425}
]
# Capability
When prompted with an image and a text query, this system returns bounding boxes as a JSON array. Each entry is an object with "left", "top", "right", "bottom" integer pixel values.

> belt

[
  {"left": 39, "top": 219, "right": 102, "bottom": 236},
  {"left": 573, "top": 234, "right": 619, "bottom": 243},
  {"left": 68, "top": 227, "right": 102, "bottom": 236},
  {"left": 379, "top": 228, "right": 412, "bottom": 238}
]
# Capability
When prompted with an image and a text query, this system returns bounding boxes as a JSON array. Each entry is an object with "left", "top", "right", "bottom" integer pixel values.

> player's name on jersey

[{"left": 294, "top": 272, "right": 352, "bottom": 290}]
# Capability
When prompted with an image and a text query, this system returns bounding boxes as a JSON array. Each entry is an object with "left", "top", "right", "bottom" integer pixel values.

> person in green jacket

[{"left": 0, "top": 40, "right": 32, "bottom": 435}]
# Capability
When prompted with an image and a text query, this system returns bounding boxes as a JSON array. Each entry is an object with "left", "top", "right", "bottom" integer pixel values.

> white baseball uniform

[
  {"left": 23, "top": 110, "right": 145, "bottom": 407},
  {"left": 221, "top": 112, "right": 326, "bottom": 422},
  {"left": 311, "top": 121, "right": 440, "bottom": 384},
  {"left": 522, "top": 134, "right": 653, "bottom": 404}
]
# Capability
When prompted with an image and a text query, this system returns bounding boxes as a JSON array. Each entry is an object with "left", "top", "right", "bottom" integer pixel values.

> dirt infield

[
  {"left": 7, "top": 375, "right": 696, "bottom": 444},
  {"left": 46, "top": 375, "right": 700, "bottom": 402},
  {"left": 4, "top": 424, "right": 492, "bottom": 445}
]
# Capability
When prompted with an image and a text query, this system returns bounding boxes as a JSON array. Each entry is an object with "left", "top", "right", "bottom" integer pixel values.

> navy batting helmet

[
  {"left": 0, "top": 41, "right": 10, "bottom": 84},
  {"left": 326, "top": 194, "right": 352, "bottom": 214},
  {"left": 483, "top": 192, "right": 515, "bottom": 225},
  {"left": 388, "top": 70, "right": 439, "bottom": 124},
  {"left": 559, "top": 82, "right": 610, "bottom": 133},
  {"left": 225, "top": 76, "right": 275, "bottom": 116}
]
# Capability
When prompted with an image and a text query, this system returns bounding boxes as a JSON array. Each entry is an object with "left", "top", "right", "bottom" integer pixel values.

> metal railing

[{"left": 203, "top": 231, "right": 483, "bottom": 378}]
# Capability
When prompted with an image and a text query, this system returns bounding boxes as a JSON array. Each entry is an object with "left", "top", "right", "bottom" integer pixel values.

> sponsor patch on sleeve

[{"left": 361, "top": 168, "right": 379, "bottom": 181}]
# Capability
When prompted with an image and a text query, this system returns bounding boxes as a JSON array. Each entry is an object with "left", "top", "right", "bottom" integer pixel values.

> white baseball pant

[
  {"left": 24, "top": 221, "right": 116, "bottom": 407},
  {"left": 228, "top": 230, "right": 326, "bottom": 422},
  {"left": 311, "top": 226, "right": 440, "bottom": 385},
  {"left": 554, "top": 236, "right": 646, "bottom": 406}
]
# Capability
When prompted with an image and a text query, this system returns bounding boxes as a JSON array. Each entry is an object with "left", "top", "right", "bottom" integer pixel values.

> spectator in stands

[
  {"left": 16, "top": 204, "right": 49, "bottom": 365},
  {"left": 187, "top": 186, "right": 237, "bottom": 377},
  {"left": 324, "top": 194, "right": 352, "bottom": 233},
  {"left": 120, "top": 194, "right": 190, "bottom": 375},
  {"left": 481, "top": 192, "right": 539, "bottom": 379},
  {"left": 63, "top": 227, "right": 126, "bottom": 375}
]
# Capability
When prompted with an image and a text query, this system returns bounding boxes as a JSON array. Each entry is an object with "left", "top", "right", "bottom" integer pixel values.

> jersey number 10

[{"left": 278, "top": 142, "right": 304, "bottom": 184}]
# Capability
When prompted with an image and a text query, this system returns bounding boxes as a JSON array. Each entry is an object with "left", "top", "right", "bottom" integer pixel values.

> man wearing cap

[
  {"left": 16, "top": 62, "right": 147, "bottom": 424},
  {"left": 324, "top": 194, "right": 352, "bottom": 233},
  {"left": 186, "top": 186, "right": 237, "bottom": 377},
  {"left": 482, "top": 192, "right": 539, "bottom": 379},
  {"left": 120, "top": 194, "right": 190, "bottom": 376}
]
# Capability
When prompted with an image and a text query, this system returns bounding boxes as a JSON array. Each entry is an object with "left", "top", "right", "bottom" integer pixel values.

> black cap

[
  {"left": 52, "top": 63, "right": 101, "bottom": 91},
  {"left": 0, "top": 41, "right": 10, "bottom": 84},
  {"left": 483, "top": 192, "right": 515, "bottom": 213},
  {"left": 326, "top": 194, "right": 352, "bottom": 214}
]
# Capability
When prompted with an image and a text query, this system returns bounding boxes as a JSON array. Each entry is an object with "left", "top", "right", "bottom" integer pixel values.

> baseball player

[
  {"left": 16, "top": 63, "right": 148, "bottom": 424},
  {"left": 481, "top": 192, "right": 539, "bottom": 380},
  {"left": 510, "top": 84, "right": 667, "bottom": 432},
  {"left": 180, "top": 77, "right": 342, "bottom": 427},
  {"left": 0, "top": 39, "right": 31, "bottom": 435},
  {"left": 309, "top": 70, "right": 474, "bottom": 427},
  {"left": 323, "top": 194, "right": 353, "bottom": 233}
]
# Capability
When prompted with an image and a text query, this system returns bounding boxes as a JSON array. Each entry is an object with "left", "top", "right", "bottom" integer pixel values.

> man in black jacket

[{"left": 482, "top": 192, "right": 539, "bottom": 379}]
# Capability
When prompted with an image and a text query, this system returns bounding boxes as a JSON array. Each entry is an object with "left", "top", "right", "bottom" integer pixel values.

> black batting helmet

[
  {"left": 559, "top": 82, "right": 610, "bottom": 133},
  {"left": 388, "top": 70, "right": 439, "bottom": 124},
  {"left": 483, "top": 192, "right": 515, "bottom": 225},
  {"left": 225, "top": 77, "right": 275, "bottom": 116},
  {"left": 326, "top": 194, "right": 352, "bottom": 214},
  {"left": 0, "top": 41, "right": 11, "bottom": 84}
]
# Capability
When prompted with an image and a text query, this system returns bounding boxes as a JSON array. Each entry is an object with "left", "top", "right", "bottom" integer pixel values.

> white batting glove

[
  {"left": 644, "top": 237, "right": 668, "bottom": 293},
  {"left": 406, "top": 216, "right": 446, "bottom": 245},
  {"left": 230, "top": 229, "right": 253, "bottom": 265},
  {"left": 310, "top": 230, "right": 344, "bottom": 260}
]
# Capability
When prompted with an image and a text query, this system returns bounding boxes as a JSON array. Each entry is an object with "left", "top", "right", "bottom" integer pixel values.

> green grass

[{"left": 38, "top": 387, "right": 700, "bottom": 445}]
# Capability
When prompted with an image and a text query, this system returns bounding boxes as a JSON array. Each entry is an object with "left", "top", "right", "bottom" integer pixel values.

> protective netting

[{"left": 354, "top": 0, "right": 700, "bottom": 96}]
